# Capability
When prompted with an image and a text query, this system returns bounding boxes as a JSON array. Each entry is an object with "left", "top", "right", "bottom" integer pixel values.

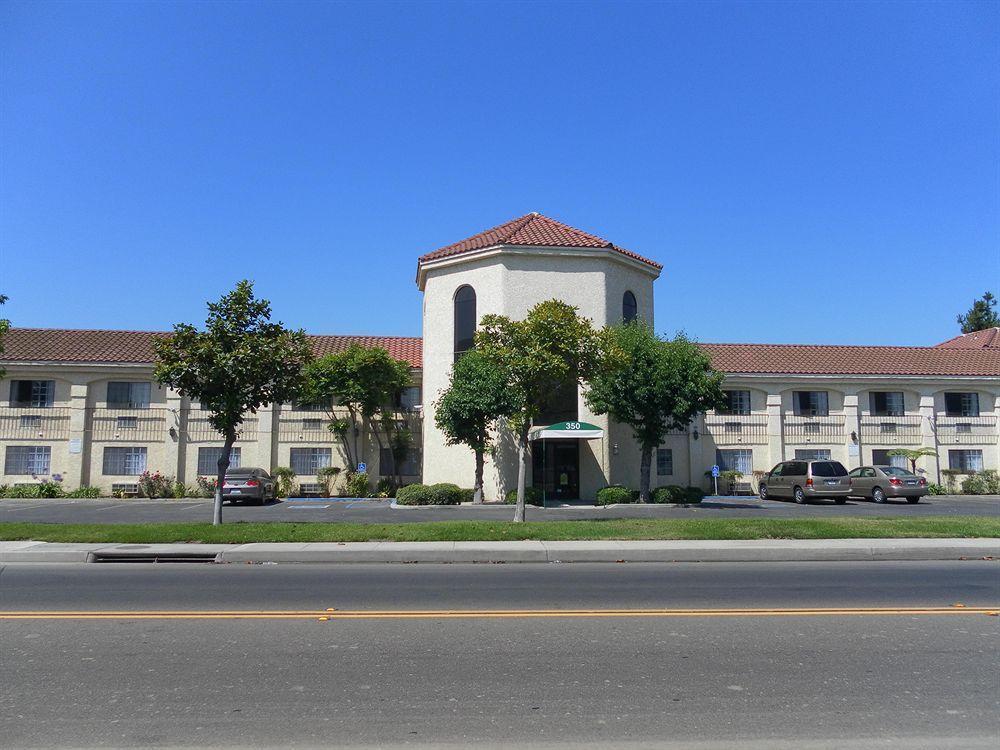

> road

[
  {"left": 1, "top": 561, "right": 998, "bottom": 749},
  {"left": 1, "top": 493, "right": 997, "bottom": 524}
]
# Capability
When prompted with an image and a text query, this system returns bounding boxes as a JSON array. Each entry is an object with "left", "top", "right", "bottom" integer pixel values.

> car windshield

[
  {"left": 225, "top": 468, "right": 255, "bottom": 477},
  {"left": 881, "top": 466, "right": 916, "bottom": 477},
  {"left": 811, "top": 461, "right": 848, "bottom": 477}
]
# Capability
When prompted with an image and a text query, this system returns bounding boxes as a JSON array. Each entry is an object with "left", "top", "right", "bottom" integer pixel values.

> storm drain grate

[{"left": 87, "top": 549, "right": 221, "bottom": 564}]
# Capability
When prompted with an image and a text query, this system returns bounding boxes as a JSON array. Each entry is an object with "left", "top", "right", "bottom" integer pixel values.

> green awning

[{"left": 528, "top": 421, "right": 603, "bottom": 441}]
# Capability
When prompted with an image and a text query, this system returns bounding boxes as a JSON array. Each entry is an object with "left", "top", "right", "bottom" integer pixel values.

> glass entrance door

[{"left": 531, "top": 439, "right": 580, "bottom": 501}]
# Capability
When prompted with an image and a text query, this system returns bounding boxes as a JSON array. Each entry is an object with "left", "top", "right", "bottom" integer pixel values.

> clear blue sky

[{"left": 2, "top": 1, "right": 997, "bottom": 346}]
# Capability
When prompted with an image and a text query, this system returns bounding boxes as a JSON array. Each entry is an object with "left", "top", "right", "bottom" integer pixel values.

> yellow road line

[{"left": 1, "top": 606, "right": 998, "bottom": 620}]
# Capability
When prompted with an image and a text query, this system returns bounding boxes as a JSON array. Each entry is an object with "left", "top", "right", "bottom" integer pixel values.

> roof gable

[{"left": 418, "top": 212, "right": 662, "bottom": 270}]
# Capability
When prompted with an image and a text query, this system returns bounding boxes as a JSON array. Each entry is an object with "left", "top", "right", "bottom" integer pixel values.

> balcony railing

[
  {"left": 0, "top": 407, "right": 72, "bottom": 440},
  {"left": 859, "top": 415, "right": 923, "bottom": 445},
  {"left": 277, "top": 411, "right": 337, "bottom": 443},
  {"left": 704, "top": 414, "right": 768, "bottom": 445},
  {"left": 90, "top": 408, "right": 169, "bottom": 441},
  {"left": 936, "top": 416, "right": 997, "bottom": 445},
  {"left": 185, "top": 415, "right": 259, "bottom": 442},
  {"left": 782, "top": 414, "right": 846, "bottom": 445}
]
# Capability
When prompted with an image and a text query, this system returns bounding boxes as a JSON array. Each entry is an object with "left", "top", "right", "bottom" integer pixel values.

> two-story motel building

[{"left": 2, "top": 213, "right": 998, "bottom": 499}]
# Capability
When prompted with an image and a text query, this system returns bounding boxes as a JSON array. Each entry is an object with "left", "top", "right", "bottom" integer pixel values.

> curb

[{"left": 0, "top": 538, "right": 997, "bottom": 564}]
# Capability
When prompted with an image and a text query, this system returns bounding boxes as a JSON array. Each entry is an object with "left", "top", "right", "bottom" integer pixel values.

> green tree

[
  {"left": 476, "top": 300, "right": 600, "bottom": 521},
  {"left": 154, "top": 281, "right": 311, "bottom": 525},
  {"left": 300, "top": 345, "right": 411, "bottom": 485},
  {"left": 0, "top": 294, "right": 9, "bottom": 380},
  {"left": 887, "top": 447, "right": 938, "bottom": 474},
  {"left": 434, "top": 350, "right": 520, "bottom": 503},
  {"left": 585, "top": 323, "right": 725, "bottom": 503},
  {"left": 957, "top": 292, "right": 999, "bottom": 333}
]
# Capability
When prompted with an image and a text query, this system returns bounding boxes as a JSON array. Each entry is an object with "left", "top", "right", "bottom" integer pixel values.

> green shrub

[
  {"left": 596, "top": 486, "right": 636, "bottom": 505},
  {"left": 344, "top": 471, "right": 370, "bottom": 498},
  {"left": 927, "top": 483, "right": 947, "bottom": 496},
  {"left": 684, "top": 486, "right": 706, "bottom": 503},
  {"left": 961, "top": 470, "right": 1000, "bottom": 496},
  {"left": 395, "top": 484, "right": 435, "bottom": 505},
  {"left": 171, "top": 482, "right": 189, "bottom": 499},
  {"left": 459, "top": 488, "right": 476, "bottom": 503},
  {"left": 271, "top": 467, "right": 296, "bottom": 498},
  {"left": 317, "top": 466, "right": 342, "bottom": 497},
  {"left": 138, "top": 471, "right": 172, "bottom": 499},
  {"left": 1, "top": 482, "right": 66, "bottom": 499},
  {"left": 504, "top": 487, "right": 544, "bottom": 506},
  {"left": 652, "top": 485, "right": 688, "bottom": 503},
  {"left": 194, "top": 475, "right": 216, "bottom": 498},
  {"left": 429, "top": 483, "right": 463, "bottom": 505},
  {"left": 374, "top": 476, "right": 397, "bottom": 498},
  {"left": 66, "top": 486, "right": 103, "bottom": 498}
]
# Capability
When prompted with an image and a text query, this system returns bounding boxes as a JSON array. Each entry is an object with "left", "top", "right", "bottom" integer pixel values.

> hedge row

[
  {"left": 395, "top": 483, "right": 466, "bottom": 505},
  {"left": 596, "top": 484, "right": 706, "bottom": 505}
]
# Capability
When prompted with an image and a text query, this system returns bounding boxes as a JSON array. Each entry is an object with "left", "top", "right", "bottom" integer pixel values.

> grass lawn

[{"left": 0, "top": 517, "right": 997, "bottom": 544}]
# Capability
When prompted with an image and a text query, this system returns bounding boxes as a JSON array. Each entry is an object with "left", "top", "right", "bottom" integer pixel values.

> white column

[
  {"left": 766, "top": 393, "right": 783, "bottom": 465},
  {"left": 918, "top": 392, "right": 940, "bottom": 483},
  {"left": 66, "top": 382, "right": 90, "bottom": 488},
  {"left": 843, "top": 392, "right": 861, "bottom": 469}
]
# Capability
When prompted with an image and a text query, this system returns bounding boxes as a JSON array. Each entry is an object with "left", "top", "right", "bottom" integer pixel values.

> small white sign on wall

[
  {"left": 848, "top": 444, "right": 859, "bottom": 457},
  {"left": 68, "top": 438, "right": 82, "bottom": 454}
]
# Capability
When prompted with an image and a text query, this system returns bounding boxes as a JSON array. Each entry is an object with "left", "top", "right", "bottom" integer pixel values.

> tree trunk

[
  {"left": 639, "top": 446, "right": 653, "bottom": 503},
  {"left": 473, "top": 449, "right": 485, "bottom": 504},
  {"left": 213, "top": 430, "right": 236, "bottom": 526},
  {"left": 513, "top": 424, "right": 530, "bottom": 522}
]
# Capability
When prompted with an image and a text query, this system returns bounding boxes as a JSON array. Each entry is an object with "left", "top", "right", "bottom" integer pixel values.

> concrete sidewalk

[{"left": 0, "top": 538, "right": 997, "bottom": 564}]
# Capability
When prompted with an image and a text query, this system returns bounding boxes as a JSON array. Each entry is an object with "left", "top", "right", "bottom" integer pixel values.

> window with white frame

[
  {"left": 794, "top": 449, "right": 832, "bottom": 461},
  {"left": 656, "top": 448, "right": 673, "bottom": 476},
  {"left": 102, "top": 447, "right": 148, "bottom": 475},
  {"left": 872, "top": 449, "right": 907, "bottom": 468},
  {"left": 869, "top": 391, "right": 904, "bottom": 417},
  {"left": 107, "top": 382, "right": 151, "bottom": 409},
  {"left": 948, "top": 450, "right": 983, "bottom": 473},
  {"left": 10, "top": 380, "right": 54, "bottom": 408},
  {"left": 4, "top": 446, "right": 52, "bottom": 475},
  {"left": 197, "top": 447, "right": 241, "bottom": 475},
  {"left": 290, "top": 448, "right": 332, "bottom": 475},
  {"left": 720, "top": 390, "right": 751, "bottom": 415},
  {"left": 944, "top": 392, "right": 979, "bottom": 418},
  {"left": 793, "top": 391, "right": 829, "bottom": 417},
  {"left": 716, "top": 449, "right": 752, "bottom": 474}
]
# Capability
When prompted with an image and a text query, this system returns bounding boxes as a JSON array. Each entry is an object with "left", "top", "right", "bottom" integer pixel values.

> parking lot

[{"left": 0, "top": 494, "right": 996, "bottom": 524}]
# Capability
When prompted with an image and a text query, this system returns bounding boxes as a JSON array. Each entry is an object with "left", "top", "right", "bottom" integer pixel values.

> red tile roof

[
  {"left": 699, "top": 342, "right": 1000, "bottom": 377},
  {"left": 418, "top": 212, "right": 662, "bottom": 270},
  {"left": 934, "top": 328, "right": 1000, "bottom": 350},
  {"left": 2, "top": 328, "right": 423, "bottom": 368}
]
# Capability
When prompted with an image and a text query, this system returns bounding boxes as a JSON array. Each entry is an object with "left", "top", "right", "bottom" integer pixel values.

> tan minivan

[{"left": 759, "top": 460, "right": 851, "bottom": 504}]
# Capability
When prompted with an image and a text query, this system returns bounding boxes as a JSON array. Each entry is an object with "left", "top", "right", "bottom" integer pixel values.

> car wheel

[
  {"left": 906, "top": 497, "right": 920, "bottom": 504},
  {"left": 834, "top": 497, "right": 847, "bottom": 505},
  {"left": 872, "top": 487, "right": 886, "bottom": 504},
  {"left": 759, "top": 484, "right": 768, "bottom": 501},
  {"left": 793, "top": 486, "right": 806, "bottom": 504}
]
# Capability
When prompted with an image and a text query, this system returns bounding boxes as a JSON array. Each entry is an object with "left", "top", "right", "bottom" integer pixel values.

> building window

[
  {"left": 454, "top": 285, "right": 477, "bottom": 361},
  {"left": 380, "top": 447, "right": 419, "bottom": 477},
  {"left": 794, "top": 449, "right": 832, "bottom": 461},
  {"left": 720, "top": 390, "right": 751, "bottom": 415},
  {"left": 102, "top": 447, "right": 147, "bottom": 475},
  {"left": 949, "top": 450, "right": 984, "bottom": 473},
  {"left": 793, "top": 391, "right": 829, "bottom": 417},
  {"left": 944, "top": 392, "right": 979, "bottom": 418},
  {"left": 10, "top": 380, "right": 54, "bottom": 408},
  {"left": 872, "top": 449, "right": 907, "bottom": 468},
  {"left": 396, "top": 386, "right": 421, "bottom": 411},
  {"left": 4, "top": 446, "right": 51, "bottom": 475},
  {"left": 107, "top": 382, "right": 151, "bottom": 409},
  {"left": 622, "top": 291, "right": 638, "bottom": 323},
  {"left": 197, "top": 447, "right": 241, "bottom": 476},
  {"left": 870, "top": 392, "right": 904, "bottom": 417},
  {"left": 656, "top": 448, "right": 673, "bottom": 476},
  {"left": 290, "top": 448, "right": 331, "bottom": 475},
  {"left": 716, "top": 449, "right": 753, "bottom": 474}
]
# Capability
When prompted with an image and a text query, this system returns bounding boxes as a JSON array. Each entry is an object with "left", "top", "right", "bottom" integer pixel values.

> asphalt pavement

[
  {"left": 1, "top": 561, "right": 998, "bottom": 748},
  {"left": 1, "top": 493, "right": 997, "bottom": 524}
]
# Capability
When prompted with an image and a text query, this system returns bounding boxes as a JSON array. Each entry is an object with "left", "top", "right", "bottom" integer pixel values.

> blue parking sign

[
  {"left": 357, "top": 462, "right": 367, "bottom": 473},
  {"left": 711, "top": 464, "right": 720, "bottom": 478}
]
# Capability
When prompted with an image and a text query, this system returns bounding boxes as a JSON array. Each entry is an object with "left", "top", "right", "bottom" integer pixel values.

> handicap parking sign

[
  {"left": 357, "top": 462, "right": 367, "bottom": 473},
  {"left": 711, "top": 464, "right": 720, "bottom": 478}
]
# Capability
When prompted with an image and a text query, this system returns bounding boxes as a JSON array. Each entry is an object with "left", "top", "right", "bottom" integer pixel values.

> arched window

[
  {"left": 454, "top": 285, "right": 477, "bottom": 361},
  {"left": 623, "top": 291, "right": 638, "bottom": 323}
]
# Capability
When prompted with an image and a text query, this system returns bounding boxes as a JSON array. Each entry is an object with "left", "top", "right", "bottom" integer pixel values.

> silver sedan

[{"left": 847, "top": 465, "right": 928, "bottom": 503}]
